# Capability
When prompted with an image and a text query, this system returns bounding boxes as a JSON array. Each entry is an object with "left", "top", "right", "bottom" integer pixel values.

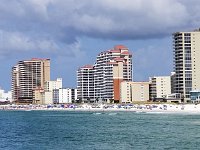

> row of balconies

[
  {"left": 174, "top": 46, "right": 184, "bottom": 49},
  {"left": 175, "top": 66, "right": 183, "bottom": 70},
  {"left": 174, "top": 55, "right": 183, "bottom": 59},
  {"left": 78, "top": 90, "right": 95, "bottom": 93},
  {"left": 174, "top": 50, "right": 184, "bottom": 54},
  {"left": 174, "top": 60, "right": 183, "bottom": 64},
  {"left": 77, "top": 83, "right": 94, "bottom": 86},
  {"left": 174, "top": 53, "right": 184, "bottom": 57},
  {"left": 77, "top": 77, "right": 94, "bottom": 79},
  {"left": 174, "top": 53, "right": 183, "bottom": 56},
  {"left": 77, "top": 84, "right": 94, "bottom": 87}
]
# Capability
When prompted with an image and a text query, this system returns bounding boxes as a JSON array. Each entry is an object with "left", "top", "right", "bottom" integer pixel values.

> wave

[
  {"left": 93, "top": 112, "right": 102, "bottom": 115},
  {"left": 108, "top": 113, "right": 117, "bottom": 115}
]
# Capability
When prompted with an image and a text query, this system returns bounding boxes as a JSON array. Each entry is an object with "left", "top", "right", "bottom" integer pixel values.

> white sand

[{"left": 1, "top": 103, "right": 200, "bottom": 114}]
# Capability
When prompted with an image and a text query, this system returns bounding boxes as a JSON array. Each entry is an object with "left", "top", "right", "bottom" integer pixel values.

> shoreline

[{"left": 1, "top": 103, "right": 200, "bottom": 114}]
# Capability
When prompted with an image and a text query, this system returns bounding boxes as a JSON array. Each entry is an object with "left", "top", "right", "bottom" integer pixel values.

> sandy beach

[{"left": 1, "top": 103, "right": 200, "bottom": 114}]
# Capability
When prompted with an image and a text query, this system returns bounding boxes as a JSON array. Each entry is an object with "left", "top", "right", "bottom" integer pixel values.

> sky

[{"left": 0, "top": 0, "right": 200, "bottom": 91}]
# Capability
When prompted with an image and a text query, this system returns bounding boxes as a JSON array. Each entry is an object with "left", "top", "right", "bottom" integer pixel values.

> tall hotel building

[
  {"left": 11, "top": 58, "right": 50, "bottom": 103},
  {"left": 173, "top": 29, "right": 200, "bottom": 101},
  {"left": 77, "top": 65, "right": 95, "bottom": 102},
  {"left": 77, "top": 45, "right": 132, "bottom": 103}
]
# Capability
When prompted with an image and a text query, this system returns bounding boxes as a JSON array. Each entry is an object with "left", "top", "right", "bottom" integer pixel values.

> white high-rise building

[
  {"left": 77, "top": 65, "right": 95, "bottom": 102},
  {"left": 77, "top": 45, "right": 132, "bottom": 103},
  {"left": 94, "top": 45, "right": 132, "bottom": 102},
  {"left": 173, "top": 29, "right": 200, "bottom": 101}
]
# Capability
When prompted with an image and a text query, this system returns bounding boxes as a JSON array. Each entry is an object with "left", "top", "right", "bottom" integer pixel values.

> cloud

[
  {"left": 0, "top": 30, "right": 85, "bottom": 61},
  {"left": 0, "top": 0, "right": 199, "bottom": 56},
  {"left": 1, "top": 0, "right": 200, "bottom": 90},
  {"left": 51, "top": 0, "right": 192, "bottom": 39}
]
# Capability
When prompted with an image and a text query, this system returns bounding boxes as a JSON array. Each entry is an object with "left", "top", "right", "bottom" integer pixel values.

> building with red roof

[{"left": 77, "top": 45, "right": 132, "bottom": 103}]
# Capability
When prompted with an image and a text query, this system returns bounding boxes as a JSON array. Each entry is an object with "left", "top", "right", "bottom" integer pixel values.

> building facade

[
  {"left": 11, "top": 58, "right": 50, "bottom": 103},
  {"left": 44, "top": 78, "right": 62, "bottom": 92},
  {"left": 53, "top": 88, "right": 77, "bottom": 104},
  {"left": 149, "top": 76, "right": 171, "bottom": 100},
  {"left": 170, "top": 72, "right": 176, "bottom": 94},
  {"left": 173, "top": 29, "right": 200, "bottom": 101},
  {"left": 11, "top": 65, "right": 19, "bottom": 101},
  {"left": 77, "top": 45, "right": 132, "bottom": 103},
  {"left": 0, "top": 88, "right": 12, "bottom": 102},
  {"left": 120, "top": 81, "right": 149, "bottom": 103},
  {"left": 33, "top": 87, "right": 45, "bottom": 104},
  {"left": 38, "top": 78, "right": 62, "bottom": 104},
  {"left": 190, "top": 90, "right": 200, "bottom": 103},
  {"left": 77, "top": 65, "right": 95, "bottom": 102},
  {"left": 94, "top": 45, "right": 132, "bottom": 102}
]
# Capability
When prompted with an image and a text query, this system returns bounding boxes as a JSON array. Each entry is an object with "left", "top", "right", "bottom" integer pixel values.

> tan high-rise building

[
  {"left": 11, "top": 65, "right": 19, "bottom": 101},
  {"left": 173, "top": 29, "right": 200, "bottom": 102},
  {"left": 11, "top": 58, "right": 50, "bottom": 103}
]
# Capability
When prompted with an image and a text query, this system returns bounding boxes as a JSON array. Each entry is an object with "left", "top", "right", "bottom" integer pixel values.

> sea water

[{"left": 0, "top": 110, "right": 200, "bottom": 150}]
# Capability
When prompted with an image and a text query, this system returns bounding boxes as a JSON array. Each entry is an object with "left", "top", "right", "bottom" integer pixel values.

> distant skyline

[{"left": 1, "top": 0, "right": 200, "bottom": 91}]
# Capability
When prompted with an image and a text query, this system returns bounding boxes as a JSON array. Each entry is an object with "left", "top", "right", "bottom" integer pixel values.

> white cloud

[
  {"left": 0, "top": 30, "right": 85, "bottom": 60},
  {"left": 1, "top": 0, "right": 200, "bottom": 90}
]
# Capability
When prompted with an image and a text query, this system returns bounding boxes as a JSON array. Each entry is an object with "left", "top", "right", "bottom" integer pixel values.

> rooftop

[
  {"left": 80, "top": 64, "right": 94, "bottom": 69},
  {"left": 114, "top": 45, "right": 128, "bottom": 50}
]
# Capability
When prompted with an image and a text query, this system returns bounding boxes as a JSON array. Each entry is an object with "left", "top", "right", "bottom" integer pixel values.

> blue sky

[{"left": 0, "top": 0, "right": 200, "bottom": 91}]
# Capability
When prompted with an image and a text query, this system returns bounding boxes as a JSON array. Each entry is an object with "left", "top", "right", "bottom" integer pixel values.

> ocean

[{"left": 0, "top": 110, "right": 200, "bottom": 150}]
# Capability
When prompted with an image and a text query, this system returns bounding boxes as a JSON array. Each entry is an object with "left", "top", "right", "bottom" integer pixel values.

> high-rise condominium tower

[
  {"left": 173, "top": 29, "right": 200, "bottom": 101},
  {"left": 77, "top": 45, "right": 132, "bottom": 103},
  {"left": 77, "top": 65, "right": 95, "bottom": 102},
  {"left": 94, "top": 45, "right": 132, "bottom": 102},
  {"left": 11, "top": 58, "right": 50, "bottom": 103}
]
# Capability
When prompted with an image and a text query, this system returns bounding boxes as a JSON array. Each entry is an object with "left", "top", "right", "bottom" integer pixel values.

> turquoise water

[{"left": 0, "top": 111, "right": 200, "bottom": 150}]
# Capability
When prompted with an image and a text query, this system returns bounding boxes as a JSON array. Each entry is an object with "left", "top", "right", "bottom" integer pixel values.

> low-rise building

[
  {"left": 164, "top": 93, "right": 182, "bottom": 103},
  {"left": 33, "top": 87, "right": 44, "bottom": 104},
  {"left": 0, "top": 88, "right": 12, "bottom": 102},
  {"left": 120, "top": 81, "right": 149, "bottom": 103},
  {"left": 190, "top": 90, "right": 200, "bottom": 103},
  {"left": 44, "top": 78, "right": 62, "bottom": 104},
  {"left": 53, "top": 88, "right": 77, "bottom": 104},
  {"left": 149, "top": 76, "right": 171, "bottom": 101},
  {"left": 33, "top": 78, "right": 63, "bottom": 104},
  {"left": 44, "top": 91, "right": 53, "bottom": 104},
  {"left": 44, "top": 78, "right": 62, "bottom": 91}
]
